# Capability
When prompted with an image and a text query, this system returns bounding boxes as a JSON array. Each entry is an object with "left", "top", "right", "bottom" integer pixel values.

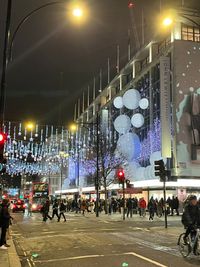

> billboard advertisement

[{"left": 174, "top": 40, "right": 200, "bottom": 177}]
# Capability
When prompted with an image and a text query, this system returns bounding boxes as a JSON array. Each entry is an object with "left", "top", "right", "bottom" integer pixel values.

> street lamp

[
  {"left": 58, "top": 151, "right": 68, "bottom": 199},
  {"left": 72, "top": 8, "right": 83, "bottom": 18},
  {"left": 0, "top": 0, "right": 86, "bottom": 126},
  {"left": 160, "top": 9, "right": 200, "bottom": 29},
  {"left": 162, "top": 17, "right": 173, "bottom": 27},
  {"left": 26, "top": 122, "right": 35, "bottom": 131},
  {"left": 70, "top": 114, "right": 100, "bottom": 218}
]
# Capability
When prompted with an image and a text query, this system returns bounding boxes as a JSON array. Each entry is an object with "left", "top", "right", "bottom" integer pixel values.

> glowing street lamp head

[
  {"left": 162, "top": 17, "right": 173, "bottom": 27},
  {"left": 26, "top": 122, "right": 34, "bottom": 131},
  {"left": 72, "top": 7, "right": 83, "bottom": 18},
  {"left": 70, "top": 124, "right": 77, "bottom": 132}
]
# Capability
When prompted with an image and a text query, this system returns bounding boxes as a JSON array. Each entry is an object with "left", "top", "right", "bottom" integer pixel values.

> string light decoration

[{"left": 1, "top": 121, "right": 73, "bottom": 176}]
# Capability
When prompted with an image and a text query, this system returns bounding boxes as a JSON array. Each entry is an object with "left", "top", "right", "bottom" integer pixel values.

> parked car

[{"left": 12, "top": 200, "right": 25, "bottom": 213}]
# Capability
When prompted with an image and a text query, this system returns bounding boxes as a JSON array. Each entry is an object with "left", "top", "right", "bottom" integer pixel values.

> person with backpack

[
  {"left": 0, "top": 199, "right": 11, "bottom": 249},
  {"left": 58, "top": 200, "right": 66, "bottom": 222},
  {"left": 182, "top": 195, "right": 200, "bottom": 244}
]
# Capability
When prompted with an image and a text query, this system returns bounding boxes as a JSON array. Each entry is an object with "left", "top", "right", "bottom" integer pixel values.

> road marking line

[
  {"left": 125, "top": 252, "right": 168, "bottom": 267},
  {"left": 33, "top": 251, "right": 168, "bottom": 266},
  {"left": 34, "top": 254, "right": 105, "bottom": 263},
  {"left": 101, "top": 220, "right": 111, "bottom": 224},
  {"left": 27, "top": 259, "right": 32, "bottom": 267}
]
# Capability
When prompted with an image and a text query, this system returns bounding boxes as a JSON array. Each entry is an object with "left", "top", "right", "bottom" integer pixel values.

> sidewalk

[{"left": 0, "top": 237, "right": 21, "bottom": 267}]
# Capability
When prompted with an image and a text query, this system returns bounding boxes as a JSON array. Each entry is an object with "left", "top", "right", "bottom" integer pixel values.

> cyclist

[{"left": 182, "top": 195, "right": 200, "bottom": 244}]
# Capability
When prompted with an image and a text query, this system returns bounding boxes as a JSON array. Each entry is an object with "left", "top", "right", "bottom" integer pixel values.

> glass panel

[
  {"left": 194, "top": 34, "right": 200, "bottom": 42},
  {"left": 188, "top": 27, "right": 194, "bottom": 33},
  {"left": 188, "top": 33, "right": 194, "bottom": 41},
  {"left": 182, "top": 33, "right": 188, "bottom": 40}
]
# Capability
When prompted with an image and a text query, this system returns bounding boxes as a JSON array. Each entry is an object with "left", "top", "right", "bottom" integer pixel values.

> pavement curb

[{"left": 8, "top": 237, "right": 21, "bottom": 267}]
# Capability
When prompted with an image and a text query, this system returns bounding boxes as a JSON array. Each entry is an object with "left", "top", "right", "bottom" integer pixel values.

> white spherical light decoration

[
  {"left": 114, "top": 115, "right": 131, "bottom": 134},
  {"left": 150, "top": 151, "right": 167, "bottom": 165},
  {"left": 131, "top": 113, "right": 144, "bottom": 128},
  {"left": 117, "top": 132, "right": 141, "bottom": 161},
  {"left": 113, "top": 96, "right": 123, "bottom": 109},
  {"left": 123, "top": 89, "right": 141, "bottom": 110},
  {"left": 139, "top": 98, "right": 149, "bottom": 110}
]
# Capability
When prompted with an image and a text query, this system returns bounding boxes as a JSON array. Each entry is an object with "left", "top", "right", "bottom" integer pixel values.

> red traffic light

[
  {"left": 117, "top": 168, "right": 125, "bottom": 182},
  {"left": 0, "top": 133, "right": 6, "bottom": 144}
]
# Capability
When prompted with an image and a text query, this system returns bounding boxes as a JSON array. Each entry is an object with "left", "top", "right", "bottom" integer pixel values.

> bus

[{"left": 31, "top": 182, "right": 49, "bottom": 212}]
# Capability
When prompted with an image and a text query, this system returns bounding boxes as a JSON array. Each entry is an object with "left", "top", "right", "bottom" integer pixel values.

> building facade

[{"left": 66, "top": 7, "right": 200, "bottom": 200}]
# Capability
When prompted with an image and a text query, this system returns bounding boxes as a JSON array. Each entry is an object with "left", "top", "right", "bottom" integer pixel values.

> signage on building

[{"left": 160, "top": 56, "right": 172, "bottom": 158}]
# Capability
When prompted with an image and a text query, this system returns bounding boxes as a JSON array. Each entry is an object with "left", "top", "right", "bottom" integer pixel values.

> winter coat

[
  {"left": 0, "top": 204, "right": 11, "bottom": 228},
  {"left": 139, "top": 199, "right": 146, "bottom": 209},
  {"left": 182, "top": 204, "right": 200, "bottom": 227}
]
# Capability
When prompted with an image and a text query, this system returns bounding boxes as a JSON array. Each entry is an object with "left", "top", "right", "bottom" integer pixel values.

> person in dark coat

[
  {"left": 42, "top": 200, "right": 52, "bottom": 222},
  {"left": 0, "top": 199, "right": 11, "bottom": 249},
  {"left": 173, "top": 196, "right": 179, "bottom": 216},
  {"left": 148, "top": 197, "right": 156, "bottom": 221},
  {"left": 182, "top": 195, "right": 200, "bottom": 245},
  {"left": 52, "top": 200, "right": 59, "bottom": 220},
  {"left": 126, "top": 198, "right": 133, "bottom": 218},
  {"left": 58, "top": 201, "right": 66, "bottom": 222}
]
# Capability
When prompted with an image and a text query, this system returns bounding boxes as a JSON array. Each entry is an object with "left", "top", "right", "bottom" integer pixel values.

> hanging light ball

[
  {"left": 131, "top": 113, "right": 144, "bottom": 128},
  {"left": 113, "top": 96, "right": 123, "bottom": 109},
  {"left": 139, "top": 98, "right": 149, "bottom": 109},
  {"left": 114, "top": 115, "right": 131, "bottom": 134},
  {"left": 123, "top": 89, "right": 141, "bottom": 110}
]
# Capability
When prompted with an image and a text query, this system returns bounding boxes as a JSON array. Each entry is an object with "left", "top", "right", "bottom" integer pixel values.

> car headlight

[{"left": 32, "top": 204, "right": 37, "bottom": 209}]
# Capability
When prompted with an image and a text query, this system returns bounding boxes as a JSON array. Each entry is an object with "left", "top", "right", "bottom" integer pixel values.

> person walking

[
  {"left": 139, "top": 197, "right": 146, "bottom": 217},
  {"left": 52, "top": 200, "right": 59, "bottom": 220},
  {"left": 172, "top": 196, "right": 179, "bottom": 216},
  {"left": 58, "top": 201, "right": 66, "bottom": 222},
  {"left": 126, "top": 198, "right": 133, "bottom": 218},
  {"left": 148, "top": 197, "right": 156, "bottom": 221},
  {"left": 0, "top": 199, "right": 11, "bottom": 249},
  {"left": 42, "top": 200, "right": 52, "bottom": 222},
  {"left": 27, "top": 201, "right": 32, "bottom": 216},
  {"left": 81, "top": 199, "right": 87, "bottom": 216}
]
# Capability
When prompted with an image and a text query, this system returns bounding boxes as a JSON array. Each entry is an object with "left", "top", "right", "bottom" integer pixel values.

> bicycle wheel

[{"left": 178, "top": 233, "right": 191, "bottom": 258}]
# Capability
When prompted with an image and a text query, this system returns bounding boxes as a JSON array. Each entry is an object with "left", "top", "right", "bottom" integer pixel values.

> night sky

[{"left": 0, "top": 0, "right": 200, "bottom": 126}]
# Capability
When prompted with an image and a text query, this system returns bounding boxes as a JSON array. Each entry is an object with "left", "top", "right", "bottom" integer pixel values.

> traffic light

[
  {"left": 0, "top": 133, "right": 6, "bottom": 162},
  {"left": 117, "top": 168, "right": 125, "bottom": 183},
  {"left": 154, "top": 160, "right": 166, "bottom": 182},
  {"left": 126, "top": 179, "right": 131, "bottom": 188}
]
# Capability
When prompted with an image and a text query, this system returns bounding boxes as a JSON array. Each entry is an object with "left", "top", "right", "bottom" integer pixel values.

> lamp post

[
  {"left": 0, "top": 0, "right": 12, "bottom": 126},
  {"left": 0, "top": 0, "right": 85, "bottom": 126},
  {"left": 58, "top": 151, "right": 68, "bottom": 200},
  {"left": 70, "top": 113, "right": 100, "bottom": 217}
]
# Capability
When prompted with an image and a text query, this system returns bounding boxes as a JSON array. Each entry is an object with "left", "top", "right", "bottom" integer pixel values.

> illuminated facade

[{"left": 70, "top": 7, "right": 200, "bottom": 199}]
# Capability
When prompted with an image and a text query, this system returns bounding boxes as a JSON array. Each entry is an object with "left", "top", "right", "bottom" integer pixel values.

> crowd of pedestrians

[{"left": 41, "top": 195, "right": 183, "bottom": 222}]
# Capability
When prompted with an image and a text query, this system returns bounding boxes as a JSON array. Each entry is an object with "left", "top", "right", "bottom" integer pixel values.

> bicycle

[{"left": 177, "top": 227, "right": 200, "bottom": 257}]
